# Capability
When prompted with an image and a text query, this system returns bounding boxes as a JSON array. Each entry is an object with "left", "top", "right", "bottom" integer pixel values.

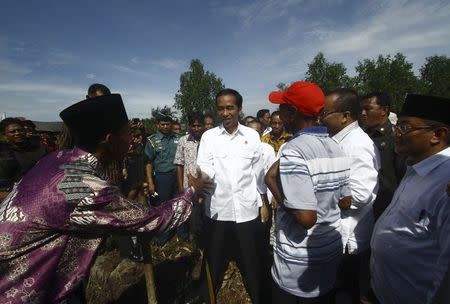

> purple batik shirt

[{"left": 0, "top": 148, "right": 193, "bottom": 303}]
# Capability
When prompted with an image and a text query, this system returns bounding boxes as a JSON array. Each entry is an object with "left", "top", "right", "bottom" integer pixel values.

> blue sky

[{"left": 1, "top": 0, "right": 449, "bottom": 121}]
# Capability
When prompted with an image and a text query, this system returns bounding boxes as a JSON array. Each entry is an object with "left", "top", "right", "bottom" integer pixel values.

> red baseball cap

[{"left": 268, "top": 81, "right": 325, "bottom": 117}]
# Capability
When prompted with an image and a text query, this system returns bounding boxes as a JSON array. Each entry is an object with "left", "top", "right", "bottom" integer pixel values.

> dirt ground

[
  {"left": 86, "top": 236, "right": 251, "bottom": 304},
  {"left": 86, "top": 235, "right": 373, "bottom": 304}
]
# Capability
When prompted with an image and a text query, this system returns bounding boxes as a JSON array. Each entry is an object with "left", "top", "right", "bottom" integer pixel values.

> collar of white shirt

[
  {"left": 218, "top": 123, "right": 245, "bottom": 137},
  {"left": 332, "top": 121, "right": 359, "bottom": 143},
  {"left": 412, "top": 146, "right": 450, "bottom": 177}
]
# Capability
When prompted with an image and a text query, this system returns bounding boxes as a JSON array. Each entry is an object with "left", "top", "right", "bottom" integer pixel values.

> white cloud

[
  {"left": 115, "top": 88, "right": 175, "bottom": 118},
  {"left": 0, "top": 81, "right": 85, "bottom": 120},
  {"left": 210, "top": 0, "right": 307, "bottom": 29},
  {"left": 46, "top": 49, "right": 76, "bottom": 65},
  {"left": 0, "top": 80, "right": 175, "bottom": 121},
  {"left": 0, "top": 82, "right": 83, "bottom": 96},
  {"left": 86, "top": 73, "right": 95, "bottom": 79},
  {"left": 0, "top": 60, "right": 32, "bottom": 77},
  {"left": 130, "top": 57, "right": 140, "bottom": 64},
  {"left": 320, "top": 1, "right": 450, "bottom": 57},
  {"left": 227, "top": 0, "right": 450, "bottom": 84},
  {"left": 150, "top": 58, "right": 185, "bottom": 70},
  {"left": 211, "top": 0, "right": 450, "bottom": 117},
  {"left": 109, "top": 64, "right": 152, "bottom": 77}
]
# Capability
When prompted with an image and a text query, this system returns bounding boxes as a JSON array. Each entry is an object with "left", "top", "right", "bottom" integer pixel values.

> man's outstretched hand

[{"left": 188, "top": 168, "right": 214, "bottom": 200}]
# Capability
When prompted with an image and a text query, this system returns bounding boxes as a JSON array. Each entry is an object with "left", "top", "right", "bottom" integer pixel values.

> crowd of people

[{"left": 0, "top": 82, "right": 449, "bottom": 304}]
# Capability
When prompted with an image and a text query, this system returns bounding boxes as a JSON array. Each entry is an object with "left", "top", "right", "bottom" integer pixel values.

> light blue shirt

[{"left": 371, "top": 146, "right": 450, "bottom": 304}]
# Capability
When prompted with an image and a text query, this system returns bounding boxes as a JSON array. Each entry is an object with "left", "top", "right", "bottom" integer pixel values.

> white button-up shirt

[
  {"left": 197, "top": 123, "right": 267, "bottom": 223},
  {"left": 371, "top": 147, "right": 450, "bottom": 304},
  {"left": 332, "top": 121, "right": 380, "bottom": 254},
  {"left": 261, "top": 142, "right": 276, "bottom": 203}
]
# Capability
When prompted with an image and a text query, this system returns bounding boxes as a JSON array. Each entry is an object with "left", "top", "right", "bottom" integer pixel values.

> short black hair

[
  {"left": 204, "top": 112, "right": 215, "bottom": 120},
  {"left": 87, "top": 83, "right": 111, "bottom": 96},
  {"left": 279, "top": 103, "right": 296, "bottom": 114},
  {"left": 271, "top": 111, "right": 281, "bottom": 118},
  {"left": 361, "top": 92, "right": 391, "bottom": 108},
  {"left": 215, "top": 88, "right": 243, "bottom": 109},
  {"left": 256, "top": 109, "right": 270, "bottom": 120},
  {"left": 0, "top": 117, "right": 23, "bottom": 133},
  {"left": 188, "top": 111, "right": 205, "bottom": 126},
  {"left": 328, "top": 88, "right": 360, "bottom": 120},
  {"left": 22, "top": 120, "right": 36, "bottom": 130}
]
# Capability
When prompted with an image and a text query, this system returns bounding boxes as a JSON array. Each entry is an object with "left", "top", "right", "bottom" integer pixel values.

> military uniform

[
  {"left": 144, "top": 131, "right": 180, "bottom": 204},
  {"left": 366, "top": 120, "right": 406, "bottom": 220}
]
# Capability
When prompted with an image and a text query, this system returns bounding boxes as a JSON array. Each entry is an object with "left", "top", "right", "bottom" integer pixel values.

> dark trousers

[
  {"left": 153, "top": 171, "right": 183, "bottom": 244},
  {"left": 336, "top": 249, "right": 369, "bottom": 304},
  {"left": 272, "top": 279, "right": 334, "bottom": 304},
  {"left": 154, "top": 170, "right": 177, "bottom": 204},
  {"left": 204, "top": 217, "right": 269, "bottom": 304},
  {"left": 189, "top": 202, "right": 204, "bottom": 248}
]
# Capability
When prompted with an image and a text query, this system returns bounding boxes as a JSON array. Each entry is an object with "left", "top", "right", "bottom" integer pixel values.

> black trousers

[
  {"left": 272, "top": 279, "right": 335, "bottom": 304},
  {"left": 204, "top": 217, "right": 269, "bottom": 304},
  {"left": 336, "top": 248, "right": 370, "bottom": 304},
  {"left": 154, "top": 170, "right": 177, "bottom": 204},
  {"left": 189, "top": 202, "right": 204, "bottom": 248}
]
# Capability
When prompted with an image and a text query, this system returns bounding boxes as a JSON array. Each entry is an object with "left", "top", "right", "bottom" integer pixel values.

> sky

[{"left": 0, "top": 0, "right": 449, "bottom": 121}]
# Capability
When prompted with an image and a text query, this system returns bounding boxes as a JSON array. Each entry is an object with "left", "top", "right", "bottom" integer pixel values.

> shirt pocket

[
  {"left": 396, "top": 202, "right": 432, "bottom": 238},
  {"left": 239, "top": 148, "right": 255, "bottom": 160}
]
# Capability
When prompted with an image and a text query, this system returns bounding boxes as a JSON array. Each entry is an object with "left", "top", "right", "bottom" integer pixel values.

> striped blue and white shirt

[{"left": 272, "top": 126, "right": 351, "bottom": 298}]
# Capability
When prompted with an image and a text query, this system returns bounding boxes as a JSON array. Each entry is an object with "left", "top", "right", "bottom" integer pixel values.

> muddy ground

[{"left": 86, "top": 236, "right": 251, "bottom": 304}]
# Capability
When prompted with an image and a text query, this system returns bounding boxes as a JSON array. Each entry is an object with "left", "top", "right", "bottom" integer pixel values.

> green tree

[
  {"left": 354, "top": 53, "right": 420, "bottom": 112},
  {"left": 305, "top": 52, "right": 353, "bottom": 93},
  {"left": 174, "top": 59, "right": 225, "bottom": 123},
  {"left": 419, "top": 55, "right": 450, "bottom": 98},
  {"left": 276, "top": 82, "right": 289, "bottom": 91}
]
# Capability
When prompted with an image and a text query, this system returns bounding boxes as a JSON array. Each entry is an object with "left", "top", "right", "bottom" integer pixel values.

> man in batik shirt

[
  {"left": 174, "top": 111, "right": 205, "bottom": 278},
  {"left": 0, "top": 94, "right": 210, "bottom": 303}
]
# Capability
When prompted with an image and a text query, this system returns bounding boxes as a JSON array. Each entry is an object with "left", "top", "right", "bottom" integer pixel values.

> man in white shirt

[
  {"left": 321, "top": 88, "right": 380, "bottom": 304},
  {"left": 247, "top": 120, "right": 276, "bottom": 253},
  {"left": 197, "top": 88, "right": 270, "bottom": 304},
  {"left": 371, "top": 94, "right": 450, "bottom": 304}
]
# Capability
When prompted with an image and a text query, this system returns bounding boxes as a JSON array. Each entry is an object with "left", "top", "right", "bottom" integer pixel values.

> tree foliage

[
  {"left": 305, "top": 52, "right": 353, "bottom": 94},
  {"left": 419, "top": 55, "right": 450, "bottom": 98},
  {"left": 174, "top": 59, "right": 225, "bottom": 123},
  {"left": 276, "top": 52, "right": 449, "bottom": 113},
  {"left": 354, "top": 53, "right": 419, "bottom": 112},
  {"left": 276, "top": 82, "right": 289, "bottom": 91}
]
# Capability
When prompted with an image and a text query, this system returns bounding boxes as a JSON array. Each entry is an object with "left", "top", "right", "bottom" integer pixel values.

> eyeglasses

[
  {"left": 320, "top": 110, "right": 341, "bottom": 119},
  {"left": 392, "top": 124, "right": 435, "bottom": 135}
]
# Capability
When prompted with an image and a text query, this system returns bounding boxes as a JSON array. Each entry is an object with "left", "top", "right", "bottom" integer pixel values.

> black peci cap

[
  {"left": 400, "top": 94, "right": 450, "bottom": 125},
  {"left": 60, "top": 94, "right": 129, "bottom": 145}
]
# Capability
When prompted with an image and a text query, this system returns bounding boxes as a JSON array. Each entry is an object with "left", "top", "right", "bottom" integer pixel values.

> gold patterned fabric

[{"left": 261, "top": 131, "right": 292, "bottom": 154}]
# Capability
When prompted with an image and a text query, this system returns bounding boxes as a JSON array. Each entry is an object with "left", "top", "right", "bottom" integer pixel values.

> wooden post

[
  {"left": 138, "top": 191, "right": 158, "bottom": 304},
  {"left": 143, "top": 253, "right": 158, "bottom": 304}
]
